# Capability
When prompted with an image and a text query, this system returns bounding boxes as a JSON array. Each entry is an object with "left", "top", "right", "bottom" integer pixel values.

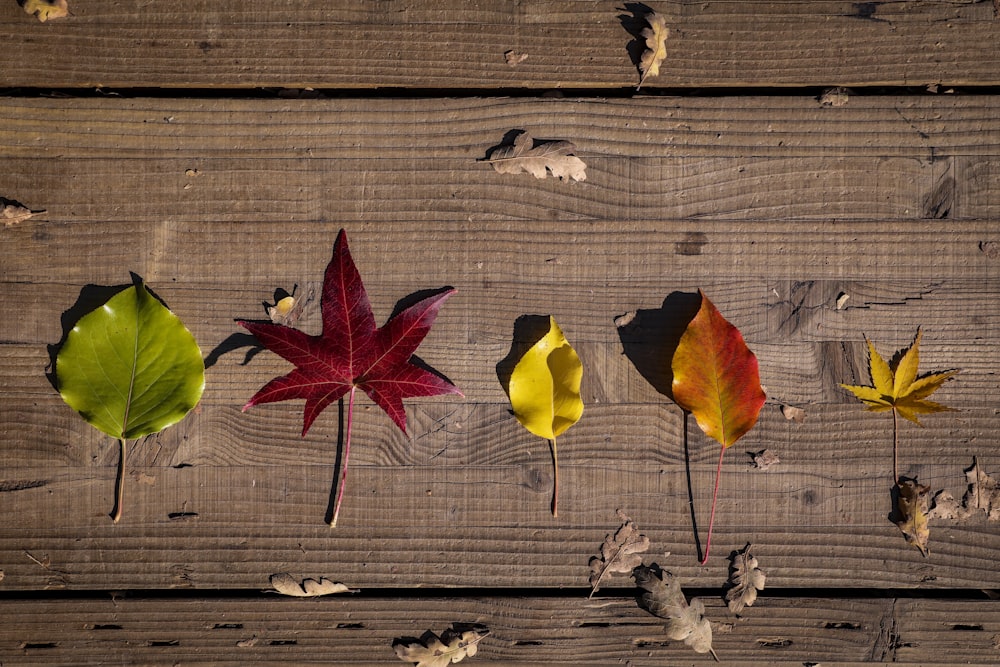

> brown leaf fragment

[
  {"left": 486, "top": 131, "right": 587, "bottom": 182},
  {"left": 781, "top": 404, "right": 806, "bottom": 422},
  {"left": 588, "top": 509, "right": 650, "bottom": 597},
  {"left": 928, "top": 489, "right": 966, "bottom": 521},
  {"left": 20, "top": 0, "right": 68, "bottom": 22},
  {"left": 504, "top": 50, "right": 528, "bottom": 66},
  {"left": 750, "top": 449, "right": 780, "bottom": 470},
  {"left": 268, "top": 573, "right": 355, "bottom": 597},
  {"left": 818, "top": 87, "right": 851, "bottom": 107},
  {"left": 895, "top": 479, "right": 930, "bottom": 556},
  {"left": 980, "top": 241, "right": 1000, "bottom": 259},
  {"left": 634, "top": 564, "right": 718, "bottom": 660},
  {"left": 962, "top": 457, "right": 1000, "bottom": 521},
  {"left": 1, "top": 199, "right": 42, "bottom": 227},
  {"left": 725, "top": 544, "right": 766, "bottom": 615},
  {"left": 395, "top": 627, "right": 488, "bottom": 667},
  {"left": 637, "top": 12, "right": 669, "bottom": 90}
]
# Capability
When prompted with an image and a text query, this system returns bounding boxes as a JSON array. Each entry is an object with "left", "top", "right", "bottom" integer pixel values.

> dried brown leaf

[
  {"left": 818, "top": 87, "right": 851, "bottom": 107},
  {"left": 1, "top": 199, "right": 42, "bottom": 227},
  {"left": 637, "top": 12, "right": 668, "bottom": 90},
  {"left": 634, "top": 564, "right": 717, "bottom": 660},
  {"left": 504, "top": 50, "right": 528, "bottom": 66},
  {"left": 269, "top": 573, "right": 355, "bottom": 597},
  {"left": 486, "top": 131, "right": 587, "bottom": 182},
  {"left": 928, "top": 489, "right": 966, "bottom": 520},
  {"left": 588, "top": 509, "right": 650, "bottom": 597},
  {"left": 21, "top": 0, "right": 68, "bottom": 22},
  {"left": 780, "top": 404, "right": 805, "bottom": 422},
  {"left": 962, "top": 457, "right": 1000, "bottom": 521},
  {"left": 895, "top": 479, "right": 930, "bottom": 556},
  {"left": 395, "top": 627, "right": 488, "bottom": 667},
  {"left": 750, "top": 449, "right": 780, "bottom": 470},
  {"left": 725, "top": 544, "right": 766, "bottom": 614}
]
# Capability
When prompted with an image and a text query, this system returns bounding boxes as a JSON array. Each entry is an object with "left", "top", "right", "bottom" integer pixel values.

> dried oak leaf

[
  {"left": 395, "top": 627, "right": 488, "bottom": 667},
  {"left": 485, "top": 131, "right": 587, "bottom": 182},
  {"left": 895, "top": 479, "right": 931, "bottom": 557},
  {"left": 637, "top": 12, "right": 668, "bottom": 90},
  {"left": 588, "top": 509, "right": 650, "bottom": 597},
  {"left": 634, "top": 564, "right": 718, "bottom": 660},
  {"left": 962, "top": 457, "right": 1000, "bottom": 521},
  {"left": 750, "top": 449, "right": 780, "bottom": 470},
  {"left": 928, "top": 489, "right": 965, "bottom": 520},
  {"left": 268, "top": 573, "right": 355, "bottom": 597},
  {"left": 20, "top": 0, "right": 68, "bottom": 22},
  {"left": 1, "top": 199, "right": 42, "bottom": 227},
  {"left": 725, "top": 544, "right": 766, "bottom": 614}
]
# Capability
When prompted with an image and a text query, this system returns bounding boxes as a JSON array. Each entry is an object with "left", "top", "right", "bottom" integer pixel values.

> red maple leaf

[{"left": 238, "top": 229, "right": 460, "bottom": 525}]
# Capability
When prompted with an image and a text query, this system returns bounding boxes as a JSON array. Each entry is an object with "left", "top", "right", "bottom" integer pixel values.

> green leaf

[{"left": 56, "top": 279, "right": 205, "bottom": 440}]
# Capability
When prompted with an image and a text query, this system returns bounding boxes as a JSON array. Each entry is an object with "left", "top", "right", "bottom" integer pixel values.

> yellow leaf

[
  {"left": 637, "top": 12, "right": 669, "bottom": 90},
  {"left": 840, "top": 328, "right": 958, "bottom": 426},
  {"left": 507, "top": 316, "right": 583, "bottom": 516},
  {"left": 21, "top": 0, "right": 68, "bottom": 22},
  {"left": 508, "top": 316, "right": 583, "bottom": 440}
]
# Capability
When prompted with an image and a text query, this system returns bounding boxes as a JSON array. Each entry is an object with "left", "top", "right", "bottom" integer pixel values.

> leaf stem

[
  {"left": 330, "top": 386, "right": 356, "bottom": 528},
  {"left": 549, "top": 437, "right": 559, "bottom": 517},
  {"left": 700, "top": 445, "right": 726, "bottom": 565},
  {"left": 892, "top": 408, "right": 899, "bottom": 483},
  {"left": 111, "top": 437, "right": 126, "bottom": 523}
]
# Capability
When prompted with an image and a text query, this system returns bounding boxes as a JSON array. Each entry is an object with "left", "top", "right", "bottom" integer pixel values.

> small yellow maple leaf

[
  {"left": 840, "top": 328, "right": 957, "bottom": 426},
  {"left": 21, "top": 0, "right": 69, "bottom": 22},
  {"left": 637, "top": 12, "right": 669, "bottom": 90}
]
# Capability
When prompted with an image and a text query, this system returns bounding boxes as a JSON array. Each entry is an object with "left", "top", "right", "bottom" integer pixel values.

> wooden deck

[{"left": 2, "top": 1, "right": 999, "bottom": 664}]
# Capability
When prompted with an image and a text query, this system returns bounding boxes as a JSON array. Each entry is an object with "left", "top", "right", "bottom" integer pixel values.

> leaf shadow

[
  {"left": 388, "top": 287, "right": 461, "bottom": 388},
  {"left": 203, "top": 332, "right": 266, "bottom": 370},
  {"left": 496, "top": 314, "right": 554, "bottom": 398},
  {"left": 324, "top": 398, "right": 347, "bottom": 526},
  {"left": 479, "top": 129, "right": 528, "bottom": 161},
  {"left": 618, "top": 2, "right": 655, "bottom": 77},
  {"left": 46, "top": 273, "right": 148, "bottom": 392},
  {"left": 616, "top": 290, "right": 702, "bottom": 401},
  {"left": 617, "top": 291, "right": 703, "bottom": 559}
]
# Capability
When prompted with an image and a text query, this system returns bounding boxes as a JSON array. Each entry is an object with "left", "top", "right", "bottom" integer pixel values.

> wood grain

[
  {"left": 1, "top": 1, "right": 998, "bottom": 88},
  {"left": 0, "top": 595, "right": 997, "bottom": 665}
]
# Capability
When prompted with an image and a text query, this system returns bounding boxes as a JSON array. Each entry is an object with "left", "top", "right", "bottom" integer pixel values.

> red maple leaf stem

[
  {"left": 699, "top": 445, "right": 726, "bottom": 565},
  {"left": 329, "top": 385, "right": 357, "bottom": 528}
]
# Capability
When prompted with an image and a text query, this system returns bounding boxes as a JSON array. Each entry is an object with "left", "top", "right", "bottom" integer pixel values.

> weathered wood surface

[
  {"left": 2, "top": 0, "right": 1000, "bottom": 89},
  {"left": 1, "top": 96, "right": 998, "bottom": 600},
  {"left": 3, "top": 0, "right": 1000, "bottom": 661},
  {"left": 0, "top": 595, "right": 998, "bottom": 665}
]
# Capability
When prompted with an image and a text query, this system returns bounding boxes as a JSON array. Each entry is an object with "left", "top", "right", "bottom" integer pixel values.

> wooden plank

[
  {"left": 2, "top": 97, "right": 1000, "bottom": 160},
  {"left": 1, "top": 424, "right": 999, "bottom": 592},
  {"left": 1, "top": 1, "right": 998, "bottom": 88},
  {"left": 1, "top": 595, "right": 998, "bottom": 665}
]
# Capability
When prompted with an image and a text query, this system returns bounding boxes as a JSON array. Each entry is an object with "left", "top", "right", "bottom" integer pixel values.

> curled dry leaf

[
  {"left": 486, "top": 131, "right": 587, "bottom": 182},
  {"left": 637, "top": 12, "right": 668, "bottom": 90},
  {"left": 928, "top": 489, "right": 963, "bottom": 520},
  {"left": 21, "top": 0, "right": 68, "bottom": 22},
  {"left": 395, "top": 627, "right": 488, "bottom": 667},
  {"left": 725, "top": 544, "right": 766, "bottom": 614},
  {"left": 633, "top": 564, "right": 718, "bottom": 660},
  {"left": 895, "top": 479, "right": 930, "bottom": 557},
  {"left": 269, "top": 572, "right": 355, "bottom": 597},
  {"left": 588, "top": 509, "right": 650, "bottom": 597},
  {"left": 818, "top": 87, "right": 851, "bottom": 107},
  {"left": 1, "top": 199, "right": 41, "bottom": 227}
]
